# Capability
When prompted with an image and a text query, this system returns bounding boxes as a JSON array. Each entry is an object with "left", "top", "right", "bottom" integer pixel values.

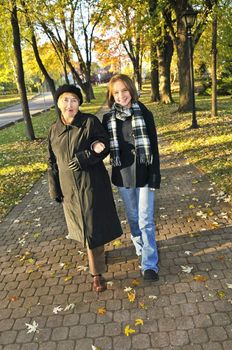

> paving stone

[
  {"left": 94, "top": 336, "right": 112, "bottom": 350},
  {"left": 38, "top": 342, "right": 56, "bottom": 350},
  {"left": 113, "top": 335, "right": 131, "bottom": 350},
  {"left": 202, "top": 343, "right": 223, "bottom": 350},
  {"left": 51, "top": 326, "right": 69, "bottom": 341},
  {"left": 21, "top": 343, "right": 39, "bottom": 350},
  {"left": 169, "top": 330, "right": 189, "bottom": 346},
  {"left": 188, "top": 328, "right": 209, "bottom": 344},
  {"left": 0, "top": 330, "right": 17, "bottom": 345},
  {"left": 69, "top": 325, "right": 86, "bottom": 339},
  {"left": 57, "top": 340, "right": 75, "bottom": 350},
  {"left": 207, "top": 326, "right": 228, "bottom": 342},
  {"left": 132, "top": 334, "right": 151, "bottom": 349},
  {"left": 74, "top": 338, "right": 93, "bottom": 350},
  {"left": 1, "top": 116, "right": 232, "bottom": 350}
]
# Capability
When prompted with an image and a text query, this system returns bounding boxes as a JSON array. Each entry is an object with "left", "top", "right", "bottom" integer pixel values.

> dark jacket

[
  {"left": 48, "top": 111, "right": 122, "bottom": 249},
  {"left": 102, "top": 101, "right": 161, "bottom": 189}
]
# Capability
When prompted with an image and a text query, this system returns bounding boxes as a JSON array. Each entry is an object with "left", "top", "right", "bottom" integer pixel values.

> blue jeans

[{"left": 118, "top": 186, "right": 159, "bottom": 273}]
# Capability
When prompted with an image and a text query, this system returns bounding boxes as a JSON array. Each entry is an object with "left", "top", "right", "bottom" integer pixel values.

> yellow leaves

[
  {"left": 124, "top": 324, "right": 136, "bottom": 336},
  {"left": 97, "top": 307, "right": 106, "bottom": 316},
  {"left": 139, "top": 301, "right": 147, "bottom": 309},
  {"left": 64, "top": 275, "right": 73, "bottom": 282},
  {"left": 124, "top": 318, "right": 145, "bottom": 336},
  {"left": 131, "top": 279, "right": 140, "bottom": 286},
  {"left": 193, "top": 275, "right": 208, "bottom": 282},
  {"left": 27, "top": 258, "right": 35, "bottom": 265},
  {"left": 189, "top": 204, "right": 195, "bottom": 209},
  {"left": 217, "top": 290, "right": 225, "bottom": 299},
  {"left": 127, "top": 291, "right": 136, "bottom": 303},
  {"left": 112, "top": 240, "right": 122, "bottom": 247},
  {"left": 135, "top": 318, "right": 144, "bottom": 326}
]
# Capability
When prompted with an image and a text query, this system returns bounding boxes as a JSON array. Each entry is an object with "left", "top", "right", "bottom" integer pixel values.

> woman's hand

[{"left": 92, "top": 141, "right": 105, "bottom": 154}]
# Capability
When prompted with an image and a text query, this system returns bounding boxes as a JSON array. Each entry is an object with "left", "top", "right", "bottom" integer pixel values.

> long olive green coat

[{"left": 48, "top": 111, "right": 122, "bottom": 249}]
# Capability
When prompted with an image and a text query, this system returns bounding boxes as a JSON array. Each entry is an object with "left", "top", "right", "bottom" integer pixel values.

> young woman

[
  {"left": 48, "top": 84, "right": 122, "bottom": 292},
  {"left": 102, "top": 74, "right": 161, "bottom": 281}
]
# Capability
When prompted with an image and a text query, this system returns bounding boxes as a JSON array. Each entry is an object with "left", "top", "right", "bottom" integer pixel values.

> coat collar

[{"left": 55, "top": 111, "right": 87, "bottom": 136}]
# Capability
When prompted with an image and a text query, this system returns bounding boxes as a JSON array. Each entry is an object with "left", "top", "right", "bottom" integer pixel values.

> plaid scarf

[{"left": 107, "top": 102, "right": 152, "bottom": 167}]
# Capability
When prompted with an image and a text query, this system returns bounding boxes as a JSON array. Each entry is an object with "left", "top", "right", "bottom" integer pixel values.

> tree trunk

[
  {"left": 30, "top": 31, "right": 60, "bottom": 116},
  {"left": 211, "top": 11, "right": 217, "bottom": 117},
  {"left": 176, "top": 30, "right": 192, "bottom": 112},
  {"left": 150, "top": 43, "right": 160, "bottom": 102},
  {"left": 157, "top": 33, "right": 174, "bottom": 104},
  {"left": 11, "top": 3, "right": 35, "bottom": 140}
]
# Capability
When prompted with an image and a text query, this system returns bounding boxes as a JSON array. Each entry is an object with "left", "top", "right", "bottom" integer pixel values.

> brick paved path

[{"left": 0, "top": 110, "right": 232, "bottom": 349}]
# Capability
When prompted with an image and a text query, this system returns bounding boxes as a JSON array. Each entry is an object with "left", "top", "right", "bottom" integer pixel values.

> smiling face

[
  {"left": 111, "top": 79, "right": 132, "bottom": 108},
  {"left": 57, "top": 92, "right": 80, "bottom": 123}
]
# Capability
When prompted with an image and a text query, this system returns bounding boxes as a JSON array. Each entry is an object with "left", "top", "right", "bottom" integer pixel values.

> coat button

[{"left": 131, "top": 149, "right": 136, "bottom": 155}]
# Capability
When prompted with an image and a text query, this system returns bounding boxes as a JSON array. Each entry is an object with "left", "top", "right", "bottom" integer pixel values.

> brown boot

[{"left": 92, "top": 275, "right": 106, "bottom": 292}]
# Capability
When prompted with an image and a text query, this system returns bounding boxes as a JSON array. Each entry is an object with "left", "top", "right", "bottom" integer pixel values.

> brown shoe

[{"left": 93, "top": 275, "right": 106, "bottom": 292}]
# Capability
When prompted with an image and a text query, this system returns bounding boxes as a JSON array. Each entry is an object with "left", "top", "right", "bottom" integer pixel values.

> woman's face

[
  {"left": 112, "top": 80, "right": 132, "bottom": 108},
  {"left": 58, "top": 92, "right": 80, "bottom": 121}
]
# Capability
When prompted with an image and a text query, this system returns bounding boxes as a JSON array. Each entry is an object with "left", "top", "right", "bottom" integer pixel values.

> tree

[
  {"left": 211, "top": 2, "right": 218, "bottom": 116},
  {"left": 98, "top": 0, "right": 148, "bottom": 90},
  {"left": 165, "top": 0, "right": 213, "bottom": 111},
  {"left": 29, "top": 0, "right": 103, "bottom": 102},
  {"left": 10, "top": 0, "right": 35, "bottom": 140},
  {"left": 21, "top": 0, "right": 59, "bottom": 114}
]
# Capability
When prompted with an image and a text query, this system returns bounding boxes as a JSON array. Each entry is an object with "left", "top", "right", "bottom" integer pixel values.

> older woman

[{"left": 48, "top": 84, "right": 122, "bottom": 292}]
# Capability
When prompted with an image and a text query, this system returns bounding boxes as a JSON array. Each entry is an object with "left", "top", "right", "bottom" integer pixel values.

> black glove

[
  {"left": 68, "top": 155, "right": 80, "bottom": 171},
  {"left": 55, "top": 196, "right": 63, "bottom": 203}
]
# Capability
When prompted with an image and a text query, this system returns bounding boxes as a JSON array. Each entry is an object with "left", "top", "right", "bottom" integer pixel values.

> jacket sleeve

[
  {"left": 140, "top": 103, "right": 161, "bottom": 189},
  {"left": 47, "top": 130, "right": 63, "bottom": 200},
  {"left": 74, "top": 116, "right": 110, "bottom": 169}
]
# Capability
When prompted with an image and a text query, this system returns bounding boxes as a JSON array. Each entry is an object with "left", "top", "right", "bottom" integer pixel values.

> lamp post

[{"left": 182, "top": 8, "right": 199, "bottom": 129}]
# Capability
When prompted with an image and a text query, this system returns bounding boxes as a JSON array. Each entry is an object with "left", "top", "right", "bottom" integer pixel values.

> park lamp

[{"left": 182, "top": 7, "right": 197, "bottom": 29}]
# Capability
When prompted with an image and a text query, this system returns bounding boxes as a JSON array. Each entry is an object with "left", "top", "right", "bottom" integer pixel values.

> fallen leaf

[
  {"left": 25, "top": 320, "right": 39, "bottom": 333},
  {"left": 135, "top": 318, "right": 144, "bottom": 326},
  {"left": 217, "top": 291, "right": 225, "bottom": 299},
  {"left": 148, "top": 295, "right": 157, "bottom": 300},
  {"left": 76, "top": 265, "right": 88, "bottom": 272},
  {"left": 181, "top": 265, "right": 193, "bottom": 273},
  {"left": 53, "top": 305, "right": 63, "bottom": 314},
  {"left": 98, "top": 307, "right": 106, "bottom": 316},
  {"left": 124, "top": 286, "right": 133, "bottom": 292},
  {"left": 106, "top": 281, "right": 114, "bottom": 287},
  {"left": 184, "top": 251, "right": 192, "bottom": 255},
  {"left": 226, "top": 283, "right": 232, "bottom": 289},
  {"left": 127, "top": 291, "right": 136, "bottom": 303},
  {"left": 64, "top": 275, "right": 73, "bottom": 282},
  {"left": 91, "top": 346, "right": 101, "bottom": 350},
  {"left": 27, "top": 258, "right": 35, "bottom": 264},
  {"left": 139, "top": 301, "right": 147, "bottom": 309},
  {"left": 113, "top": 240, "right": 122, "bottom": 247},
  {"left": 131, "top": 279, "right": 140, "bottom": 286},
  {"left": 64, "top": 303, "right": 75, "bottom": 311},
  {"left": 193, "top": 275, "right": 208, "bottom": 282},
  {"left": 9, "top": 296, "right": 17, "bottom": 302},
  {"left": 124, "top": 324, "right": 136, "bottom": 336}
]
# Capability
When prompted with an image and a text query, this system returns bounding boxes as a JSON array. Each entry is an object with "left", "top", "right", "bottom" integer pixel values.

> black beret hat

[{"left": 55, "top": 84, "right": 83, "bottom": 105}]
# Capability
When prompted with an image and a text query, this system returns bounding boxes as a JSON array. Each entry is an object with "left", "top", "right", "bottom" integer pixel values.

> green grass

[
  {"left": 0, "top": 93, "right": 34, "bottom": 109},
  {"left": 140, "top": 85, "right": 232, "bottom": 196},
  {"left": 0, "top": 84, "right": 107, "bottom": 220}
]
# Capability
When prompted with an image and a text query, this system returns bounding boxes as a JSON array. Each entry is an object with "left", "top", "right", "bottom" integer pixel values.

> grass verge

[{"left": 140, "top": 85, "right": 232, "bottom": 197}]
